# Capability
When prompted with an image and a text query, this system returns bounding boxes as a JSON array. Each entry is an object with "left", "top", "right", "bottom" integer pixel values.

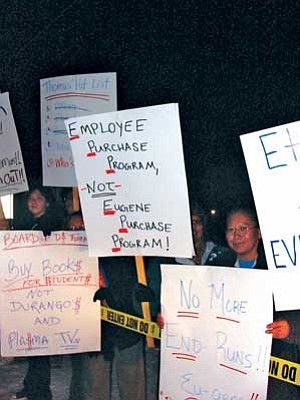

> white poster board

[
  {"left": 65, "top": 103, "right": 194, "bottom": 258},
  {"left": 41, "top": 72, "right": 117, "bottom": 187},
  {"left": 0, "top": 230, "right": 100, "bottom": 357},
  {"left": 241, "top": 122, "right": 300, "bottom": 310},
  {"left": 0, "top": 92, "right": 28, "bottom": 195},
  {"left": 160, "top": 265, "right": 273, "bottom": 400}
]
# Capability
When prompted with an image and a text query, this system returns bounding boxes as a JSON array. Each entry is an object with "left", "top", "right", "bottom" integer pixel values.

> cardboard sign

[
  {"left": 41, "top": 72, "right": 117, "bottom": 186},
  {"left": 241, "top": 122, "right": 300, "bottom": 310},
  {"left": 0, "top": 231, "right": 100, "bottom": 356},
  {"left": 0, "top": 93, "right": 28, "bottom": 195},
  {"left": 65, "top": 103, "right": 194, "bottom": 258},
  {"left": 160, "top": 265, "right": 273, "bottom": 400}
]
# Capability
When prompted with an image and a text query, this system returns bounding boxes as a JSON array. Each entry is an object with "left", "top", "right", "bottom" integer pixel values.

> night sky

[{"left": 1, "top": 0, "right": 300, "bottom": 223}]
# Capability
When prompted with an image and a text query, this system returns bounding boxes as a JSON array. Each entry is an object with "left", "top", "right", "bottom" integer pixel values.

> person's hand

[
  {"left": 93, "top": 288, "right": 110, "bottom": 303},
  {"left": 157, "top": 312, "right": 165, "bottom": 329},
  {"left": 265, "top": 319, "right": 290, "bottom": 339},
  {"left": 133, "top": 283, "right": 155, "bottom": 302}
]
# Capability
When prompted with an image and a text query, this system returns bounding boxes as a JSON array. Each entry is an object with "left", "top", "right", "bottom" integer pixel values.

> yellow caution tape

[
  {"left": 101, "top": 307, "right": 300, "bottom": 386},
  {"left": 269, "top": 356, "right": 300, "bottom": 386},
  {"left": 101, "top": 306, "right": 161, "bottom": 339}
]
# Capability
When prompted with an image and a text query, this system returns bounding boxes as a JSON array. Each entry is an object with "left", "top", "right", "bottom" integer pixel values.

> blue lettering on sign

[
  {"left": 34, "top": 316, "right": 61, "bottom": 326},
  {"left": 42, "top": 257, "right": 82, "bottom": 276},
  {"left": 270, "top": 236, "right": 298, "bottom": 268},
  {"left": 8, "top": 331, "right": 49, "bottom": 350},
  {"left": 180, "top": 372, "right": 209, "bottom": 397},
  {"left": 216, "top": 331, "right": 253, "bottom": 368},
  {"left": 55, "top": 329, "right": 80, "bottom": 346},
  {"left": 259, "top": 127, "right": 300, "bottom": 170},
  {"left": 180, "top": 280, "right": 200, "bottom": 309},
  {"left": 165, "top": 323, "right": 205, "bottom": 354},
  {"left": 5, "top": 259, "right": 32, "bottom": 282},
  {"left": 209, "top": 282, "right": 248, "bottom": 315},
  {"left": 211, "top": 388, "right": 244, "bottom": 400},
  {"left": 9, "top": 299, "right": 72, "bottom": 313}
]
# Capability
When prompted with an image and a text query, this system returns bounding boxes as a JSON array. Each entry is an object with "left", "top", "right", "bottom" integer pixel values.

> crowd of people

[{"left": 0, "top": 185, "right": 299, "bottom": 400}]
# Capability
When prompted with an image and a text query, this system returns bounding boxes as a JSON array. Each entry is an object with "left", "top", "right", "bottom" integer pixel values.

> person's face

[
  {"left": 27, "top": 190, "right": 48, "bottom": 218},
  {"left": 68, "top": 215, "right": 85, "bottom": 231},
  {"left": 192, "top": 213, "right": 203, "bottom": 242},
  {"left": 226, "top": 212, "right": 261, "bottom": 260},
  {"left": 65, "top": 191, "right": 74, "bottom": 215}
]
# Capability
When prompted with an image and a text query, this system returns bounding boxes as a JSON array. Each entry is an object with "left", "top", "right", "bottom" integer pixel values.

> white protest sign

[
  {"left": 0, "top": 230, "right": 100, "bottom": 357},
  {"left": 160, "top": 265, "right": 273, "bottom": 400},
  {"left": 0, "top": 93, "right": 28, "bottom": 195},
  {"left": 41, "top": 72, "right": 117, "bottom": 187},
  {"left": 241, "top": 122, "right": 300, "bottom": 310},
  {"left": 65, "top": 103, "right": 194, "bottom": 258}
]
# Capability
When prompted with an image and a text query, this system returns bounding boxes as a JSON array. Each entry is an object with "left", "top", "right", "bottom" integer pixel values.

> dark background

[{"left": 1, "top": 0, "right": 300, "bottom": 236}]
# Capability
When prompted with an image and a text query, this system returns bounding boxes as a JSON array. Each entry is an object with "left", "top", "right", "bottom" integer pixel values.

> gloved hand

[
  {"left": 93, "top": 287, "right": 111, "bottom": 303},
  {"left": 206, "top": 246, "right": 236, "bottom": 267},
  {"left": 133, "top": 283, "right": 155, "bottom": 302}
]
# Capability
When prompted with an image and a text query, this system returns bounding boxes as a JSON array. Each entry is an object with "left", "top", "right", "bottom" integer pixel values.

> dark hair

[
  {"left": 190, "top": 204, "right": 209, "bottom": 242},
  {"left": 26, "top": 185, "right": 53, "bottom": 204},
  {"left": 65, "top": 211, "right": 84, "bottom": 230},
  {"left": 226, "top": 206, "right": 259, "bottom": 228}
]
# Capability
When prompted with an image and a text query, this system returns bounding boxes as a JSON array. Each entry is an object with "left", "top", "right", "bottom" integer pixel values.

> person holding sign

[
  {"left": 92, "top": 257, "right": 146, "bottom": 400},
  {"left": 11, "top": 186, "right": 63, "bottom": 400},
  {"left": 225, "top": 207, "right": 300, "bottom": 400},
  {"left": 65, "top": 211, "right": 146, "bottom": 400}
]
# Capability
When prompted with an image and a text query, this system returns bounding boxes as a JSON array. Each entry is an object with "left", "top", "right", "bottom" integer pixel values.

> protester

[
  {"left": 176, "top": 206, "right": 235, "bottom": 266},
  {"left": 225, "top": 206, "right": 300, "bottom": 399},
  {"left": 11, "top": 185, "right": 63, "bottom": 400},
  {"left": 65, "top": 209, "right": 145, "bottom": 400},
  {"left": 15, "top": 185, "right": 63, "bottom": 234},
  {"left": 92, "top": 257, "right": 146, "bottom": 400},
  {"left": 63, "top": 189, "right": 75, "bottom": 215},
  {"left": 62, "top": 188, "right": 81, "bottom": 219}
]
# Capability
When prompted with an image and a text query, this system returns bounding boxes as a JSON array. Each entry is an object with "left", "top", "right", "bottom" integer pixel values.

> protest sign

[
  {"left": 241, "top": 122, "right": 300, "bottom": 310},
  {"left": 65, "top": 103, "right": 194, "bottom": 258},
  {"left": 160, "top": 265, "right": 273, "bottom": 400},
  {"left": 0, "top": 92, "right": 28, "bottom": 195},
  {"left": 41, "top": 72, "right": 117, "bottom": 187},
  {"left": 0, "top": 230, "right": 100, "bottom": 357}
]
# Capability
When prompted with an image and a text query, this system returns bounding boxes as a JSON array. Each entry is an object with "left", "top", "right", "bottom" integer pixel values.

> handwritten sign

[
  {"left": 0, "top": 231, "right": 100, "bottom": 357},
  {"left": 0, "top": 93, "right": 28, "bottom": 195},
  {"left": 160, "top": 265, "right": 273, "bottom": 400},
  {"left": 241, "top": 122, "right": 300, "bottom": 310},
  {"left": 40, "top": 72, "right": 117, "bottom": 186},
  {"left": 65, "top": 103, "right": 194, "bottom": 258}
]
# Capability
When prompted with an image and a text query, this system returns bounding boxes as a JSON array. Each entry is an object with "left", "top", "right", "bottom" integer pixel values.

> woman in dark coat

[
  {"left": 226, "top": 207, "right": 300, "bottom": 400},
  {"left": 12, "top": 186, "right": 63, "bottom": 400}
]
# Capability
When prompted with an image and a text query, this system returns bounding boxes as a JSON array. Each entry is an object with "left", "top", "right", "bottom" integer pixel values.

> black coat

[
  {"left": 15, "top": 211, "right": 63, "bottom": 235},
  {"left": 99, "top": 257, "right": 143, "bottom": 351},
  {"left": 255, "top": 242, "right": 300, "bottom": 399}
]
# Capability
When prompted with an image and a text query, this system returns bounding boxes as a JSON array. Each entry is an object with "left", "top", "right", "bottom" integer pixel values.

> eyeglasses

[{"left": 226, "top": 225, "right": 258, "bottom": 235}]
